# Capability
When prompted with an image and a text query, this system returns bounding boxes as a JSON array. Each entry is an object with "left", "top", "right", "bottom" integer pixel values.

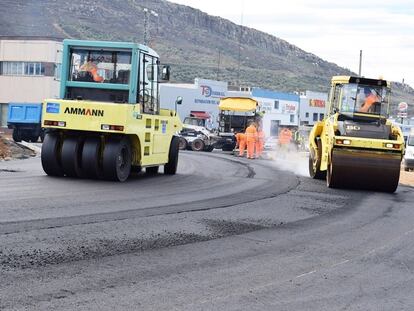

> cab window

[{"left": 69, "top": 49, "right": 131, "bottom": 84}]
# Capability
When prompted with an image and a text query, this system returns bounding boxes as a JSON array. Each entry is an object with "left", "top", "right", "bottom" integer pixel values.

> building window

[
  {"left": 319, "top": 113, "right": 324, "bottom": 121},
  {"left": 54, "top": 63, "right": 62, "bottom": 80},
  {"left": 290, "top": 114, "right": 295, "bottom": 123},
  {"left": 313, "top": 113, "right": 318, "bottom": 121},
  {"left": 1, "top": 62, "right": 44, "bottom": 76},
  {"left": 274, "top": 100, "right": 279, "bottom": 110},
  {"left": 305, "top": 112, "right": 309, "bottom": 118}
]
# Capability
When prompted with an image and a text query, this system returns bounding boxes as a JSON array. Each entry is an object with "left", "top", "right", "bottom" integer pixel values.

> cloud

[{"left": 169, "top": 0, "right": 414, "bottom": 86}]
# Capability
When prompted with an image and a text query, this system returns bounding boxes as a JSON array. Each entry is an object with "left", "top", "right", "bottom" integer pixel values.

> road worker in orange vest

[
  {"left": 245, "top": 122, "right": 257, "bottom": 159},
  {"left": 235, "top": 131, "right": 247, "bottom": 157},
  {"left": 278, "top": 128, "right": 292, "bottom": 147},
  {"left": 256, "top": 126, "right": 265, "bottom": 158}
]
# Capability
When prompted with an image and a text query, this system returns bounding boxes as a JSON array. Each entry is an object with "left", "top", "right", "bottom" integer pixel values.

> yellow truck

[
  {"left": 308, "top": 76, "right": 404, "bottom": 192},
  {"left": 217, "top": 97, "right": 260, "bottom": 151},
  {"left": 41, "top": 39, "right": 182, "bottom": 181}
]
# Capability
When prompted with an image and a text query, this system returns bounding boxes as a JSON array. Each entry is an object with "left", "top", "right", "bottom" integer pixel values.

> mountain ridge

[{"left": 1, "top": 0, "right": 413, "bottom": 113}]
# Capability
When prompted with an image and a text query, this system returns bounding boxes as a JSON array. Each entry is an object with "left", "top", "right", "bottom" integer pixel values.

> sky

[{"left": 169, "top": 0, "right": 414, "bottom": 87}]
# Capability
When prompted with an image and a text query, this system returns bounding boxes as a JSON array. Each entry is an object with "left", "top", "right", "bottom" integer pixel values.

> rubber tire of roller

[
  {"left": 164, "top": 136, "right": 179, "bottom": 175},
  {"left": 82, "top": 136, "right": 104, "bottom": 179},
  {"left": 61, "top": 136, "right": 84, "bottom": 178},
  {"left": 103, "top": 137, "right": 132, "bottom": 182},
  {"left": 326, "top": 156, "right": 339, "bottom": 188},
  {"left": 309, "top": 139, "right": 326, "bottom": 180},
  {"left": 41, "top": 133, "right": 64, "bottom": 176}
]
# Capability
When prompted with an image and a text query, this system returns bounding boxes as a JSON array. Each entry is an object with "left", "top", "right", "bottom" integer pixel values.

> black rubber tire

[
  {"left": 131, "top": 166, "right": 142, "bottom": 174},
  {"left": 164, "top": 136, "right": 179, "bottom": 175},
  {"left": 146, "top": 166, "right": 159, "bottom": 175},
  {"left": 222, "top": 144, "right": 234, "bottom": 152},
  {"left": 29, "top": 135, "right": 39, "bottom": 143},
  {"left": 191, "top": 138, "right": 205, "bottom": 152},
  {"left": 41, "top": 133, "right": 64, "bottom": 176},
  {"left": 82, "top": 136, "right": 104, "bottom": 179},
  {"left": 12, "top": 128, "right": 22, "bottom": 142},
  {"left": 103, "top": 137, "right": 132, "bottom": 182},
  {"left": 309, "top": 139, "right": 326, "bottom": 180},
  {"left": 326, "top": 155, "right": 339, "bottom": 188},
  {"left": 178, "top": 137, "right": 187, "bottom": 150},
  {"left": 61, "top": 136, "right": 84, "bottom": 178},
  {"left": 204, "top": 145, "right": 215, "bottom": 152}
]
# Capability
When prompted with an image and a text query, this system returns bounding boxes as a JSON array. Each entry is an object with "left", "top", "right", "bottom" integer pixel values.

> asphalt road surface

[{"left": 1, "top": 151, "right": 414, "bottom": 310}]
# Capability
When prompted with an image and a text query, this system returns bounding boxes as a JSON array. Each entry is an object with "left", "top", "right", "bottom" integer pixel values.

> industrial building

[
  {"left": 160, "top": 78, "right": 227, "bottom": 129},
  {"left": 252, "top": 88, "right": 299, "bottom": 136},
  {"left": 299, "top": 90, "right": 328, "bottom": 126},
  {"left": 160, "top": 78, "right": 303, "bottom": 137},
  {"left": 0, "top": 36, "right": 62, "bottom": 126}
]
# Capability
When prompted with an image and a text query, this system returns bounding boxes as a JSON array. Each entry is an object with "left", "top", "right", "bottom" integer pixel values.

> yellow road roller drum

[{"left": 308, "top": 76, "right": 405, "bottom": 192}]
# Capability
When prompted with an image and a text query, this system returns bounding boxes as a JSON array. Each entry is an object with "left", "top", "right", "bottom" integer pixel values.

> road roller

[
  {"left": 308, "top": 76, "right": 405, "bottom": 192},
  {"left": 41, "top": 39, "right": 182, "bottom": 181}
]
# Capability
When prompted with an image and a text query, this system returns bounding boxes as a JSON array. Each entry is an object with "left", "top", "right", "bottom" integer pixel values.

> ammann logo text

[{"left": 64, "top": 107, "right": 104, "bottom": 117}]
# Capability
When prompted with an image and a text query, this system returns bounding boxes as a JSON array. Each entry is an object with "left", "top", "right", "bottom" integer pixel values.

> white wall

[
  {"left": 0, "top": 40, "right": 62, "bottom": 63},
  {"left": 0, "top": 76, "right": 60, "bottom": 102},
  {"left": 299, "top": 90, "right": 328, "bottom": 125},
  {"left": 160, "top": 78, "right": 227, "bottom": 128},
  {"left": 0, "top": 39, "right": 62, "bottom": 126},
  {"left": 255, "top": 96, "right": 298, "bottom": 137}
]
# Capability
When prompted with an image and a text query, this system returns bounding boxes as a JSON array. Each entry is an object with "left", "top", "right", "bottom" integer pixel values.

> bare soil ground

[{"left": 0, "top": 135, "right": 36, "bottom": 161}]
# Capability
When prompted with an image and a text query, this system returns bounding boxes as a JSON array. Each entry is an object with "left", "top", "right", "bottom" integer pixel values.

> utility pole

[{"left": 358, "top": 50, "right": 362, "bottom": 76}]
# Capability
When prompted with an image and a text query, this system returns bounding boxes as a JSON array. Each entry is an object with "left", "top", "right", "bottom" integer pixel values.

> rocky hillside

[{"left": 1, "top": 0, "right": 413, "bottom": 113}]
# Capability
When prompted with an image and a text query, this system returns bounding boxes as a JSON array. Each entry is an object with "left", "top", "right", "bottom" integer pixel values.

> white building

[
  {"left": 0, "top": 36, "right": 63, "bottom": 126},
  {"left": 299, "top": 90, "right": 328, "bottom": 126},
  {"left": 160, "top": 80, "right": 303, "bottom": 137},
  {"left": 252, "top": 88, "right": 300, "bottom": 137},
  {"left": 160, "top": 78, "right": 227, "bottom": 129}
]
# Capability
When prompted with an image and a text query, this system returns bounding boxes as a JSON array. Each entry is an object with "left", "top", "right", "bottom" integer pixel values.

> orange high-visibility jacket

[
  {"left": 245, "top": 125, "right": 257, "bottom": 142},
  {"left": 279, "top": 129, "right": 292, "bottom": 145},
  {"left": 360, "top": 94, "right": 379, "bottom": 113},
  {"left": 236, "top": 133, "right": 246, "bottom": 144}
]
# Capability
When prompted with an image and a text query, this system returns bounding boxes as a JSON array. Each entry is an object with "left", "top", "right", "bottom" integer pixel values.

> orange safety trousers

[
  {"left": 239, "top": 139, "right": 246, "bottom": 156},
  {"left": 236, "top": 133, "right": 246, "bottom": 157},
  {"left": 256, "top": 131, "right": 265, "bottom": 157},
  {"left": 245, "top": 125, "right": 257, "bottom": 159}
]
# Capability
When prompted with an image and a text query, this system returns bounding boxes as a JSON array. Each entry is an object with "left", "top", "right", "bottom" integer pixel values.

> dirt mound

[{"left": 0, "top": 136, "right": 36, "bottom": 160}]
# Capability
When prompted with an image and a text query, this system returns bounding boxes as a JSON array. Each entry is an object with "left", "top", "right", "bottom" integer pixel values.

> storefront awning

[
  {"left": 190, "top": 111, "right": 210, "bottom": 119},
  {"left": 219, "top": 97, "right": 258, "bottom": 112}
]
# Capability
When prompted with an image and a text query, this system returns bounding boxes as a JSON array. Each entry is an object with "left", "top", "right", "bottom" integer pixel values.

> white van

[{"left": 403, "top": 134, "right": 414, "bottom": 171}]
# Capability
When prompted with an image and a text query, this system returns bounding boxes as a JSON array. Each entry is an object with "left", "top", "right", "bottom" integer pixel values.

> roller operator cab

[
  {"left": 41, "top": 39, "right": 182, "bottom": 181},
  {"left": 308, "top": 76, "right": 405, "bottom": 192}
]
